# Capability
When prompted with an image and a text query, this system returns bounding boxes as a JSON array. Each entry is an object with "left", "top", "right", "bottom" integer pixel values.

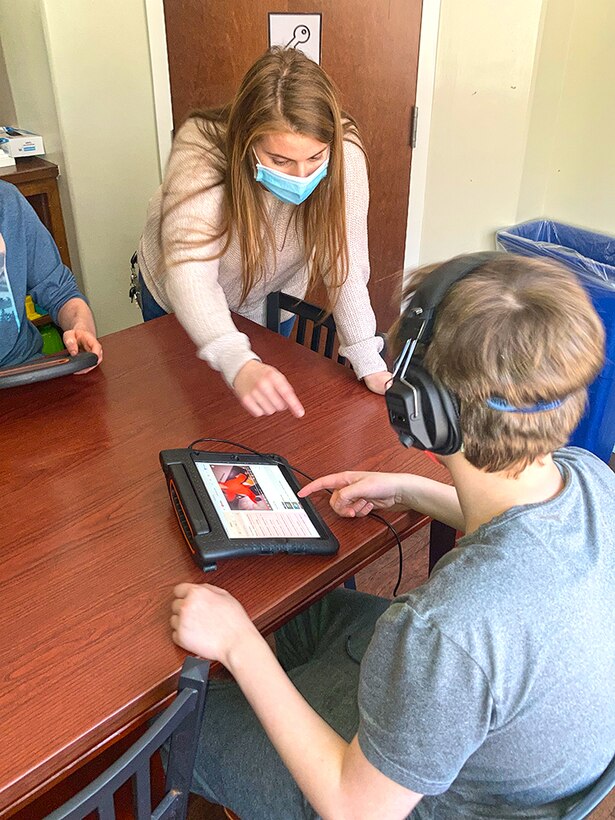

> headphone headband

[{"left": 400, "top": 251, "right": 502, "bottom": 346}]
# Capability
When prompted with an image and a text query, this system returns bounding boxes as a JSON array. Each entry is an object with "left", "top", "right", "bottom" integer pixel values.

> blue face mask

[{"left": 253, "top": 151, "right": 329, "bottom": 205}]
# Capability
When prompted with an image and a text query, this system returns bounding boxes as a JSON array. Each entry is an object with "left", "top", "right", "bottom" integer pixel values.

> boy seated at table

[
  {"left": 170, "top": 252, "right": 615, "bottom": 819},
  {"left": 0, "top": 181, "right": 102, "bottom": 369}
]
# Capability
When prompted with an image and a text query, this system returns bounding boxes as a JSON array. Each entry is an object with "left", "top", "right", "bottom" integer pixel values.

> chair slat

[
  {"left": 151, "top": 790, "right": 180, "bottom": 820},
  {"left": 134, "top": 764, "right": 152, "bottom": 820},
  {"left": 310, "top": 324, "right": 322, "bottom": 353},
  {"left": 296, "top": 317, "right": 307, "bottom": 345},
  {"left": 265, "top": 290, "right": 281, "bottom": 332},
  {"left": 98, "top": 792, "right": 116, "bottom": 820},
  {"left": 324, "top": 327, "right": 335, "bottom": 359}
]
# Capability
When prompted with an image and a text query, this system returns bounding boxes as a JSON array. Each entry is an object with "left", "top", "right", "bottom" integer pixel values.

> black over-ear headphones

[{"left": 386, "top": 251, "right": 503, "bottom": 453}]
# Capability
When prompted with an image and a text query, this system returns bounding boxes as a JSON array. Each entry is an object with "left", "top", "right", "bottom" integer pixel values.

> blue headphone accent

[{"left": 485, "top": 396, "right": 564, "bottom": 414}]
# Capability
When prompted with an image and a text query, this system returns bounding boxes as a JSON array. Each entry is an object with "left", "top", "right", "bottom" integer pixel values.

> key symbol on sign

[{"left": 286, "top": 24, "right": 311, "bottom": 49}]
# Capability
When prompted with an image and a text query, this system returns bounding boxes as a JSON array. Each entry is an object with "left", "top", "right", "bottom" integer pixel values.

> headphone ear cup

[
  {"left": 437, "top": 389, "right": 462, "bottom": 455},
  {"left": 401, "top": 363, "right": 461, "bottom": 453}
]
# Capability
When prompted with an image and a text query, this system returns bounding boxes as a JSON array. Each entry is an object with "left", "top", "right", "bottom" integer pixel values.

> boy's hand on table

[{"left": 170, "top": 583, "right": 260, "bottom": 667}]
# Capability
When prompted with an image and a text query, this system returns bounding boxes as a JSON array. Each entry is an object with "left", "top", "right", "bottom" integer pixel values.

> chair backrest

[
  {"left": 45, "top": 657, "right": 209, "bottom": 820},
  {"left": 562, "top": 754, "right": 615, "bottom": 820},
  {"left": 266, "top": 291, "right": 347, "bottom": 365}
]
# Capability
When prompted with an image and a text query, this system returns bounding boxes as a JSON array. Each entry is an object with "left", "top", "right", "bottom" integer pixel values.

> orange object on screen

[{"left": 219, "top": 473, "right": 258, "bottom": 504}]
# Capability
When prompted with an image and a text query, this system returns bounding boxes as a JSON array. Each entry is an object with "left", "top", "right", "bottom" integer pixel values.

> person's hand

[
  {"left": 233, "top": 360, "right": 305, "bottom": 418},
  {"left": 298, "top": 471, "right": 403, "bottom": 518},
  {"left": 170, "top": 583, "right": 259, "bottom": 667},
  {"left": 63, "top": 326, "right": 103, "bottom": 373},
  {"left": 363, "top": 371, "right": 393, "bottom": 395}
]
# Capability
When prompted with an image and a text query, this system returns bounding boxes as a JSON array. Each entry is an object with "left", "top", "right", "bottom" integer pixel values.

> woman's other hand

[{"left": 363, "top": 370, "right": 393, "bottom": 395}]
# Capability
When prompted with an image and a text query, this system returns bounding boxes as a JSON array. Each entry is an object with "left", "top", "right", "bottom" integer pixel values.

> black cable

[
  {"left": 367, "top": 512, "right": 404, "bottom": 598},
  {"left": 188, "top": 436, "right": 405, "bottom": 597}
]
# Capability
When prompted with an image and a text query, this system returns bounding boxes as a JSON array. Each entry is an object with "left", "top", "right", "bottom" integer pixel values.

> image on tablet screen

[
  {"left": 210, "top": 464, "right": 272, "bottom": 511},
  {"left": 195, "top": 461, "right": 320, "bottom": 539}
]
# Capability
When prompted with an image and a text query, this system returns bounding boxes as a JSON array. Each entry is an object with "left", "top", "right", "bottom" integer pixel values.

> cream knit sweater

[{"left": 138, "top": 118, "right": 386, "bottom": 386}]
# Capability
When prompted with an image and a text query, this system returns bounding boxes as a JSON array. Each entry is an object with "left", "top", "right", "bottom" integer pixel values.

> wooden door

[{"left": 163, "top": 0, "right": 422, "bottom": 329}]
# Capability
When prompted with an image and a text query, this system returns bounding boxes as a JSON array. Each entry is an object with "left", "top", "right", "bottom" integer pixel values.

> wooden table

[
  {"left": 0, "top": 157, "right": 71, "bottom": 268},
  {"left": 0, "top": 315, "right": 450, "bottom": 817}
]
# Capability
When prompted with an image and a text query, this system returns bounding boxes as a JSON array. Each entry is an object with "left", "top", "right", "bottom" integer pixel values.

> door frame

[
  {"left": 143, "top": 0, "right": 441, "bottom": 275},
  {"left": 144, "top": 0, "right": 174, "bottom": 180}
]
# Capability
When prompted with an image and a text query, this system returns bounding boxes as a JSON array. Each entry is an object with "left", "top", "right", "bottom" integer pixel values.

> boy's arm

[
  {"left": 171, "top": 583, "right": 423, "bottom": 820},
  {"left": 299, "top": 471, "right": 465, "bottom": 532}
]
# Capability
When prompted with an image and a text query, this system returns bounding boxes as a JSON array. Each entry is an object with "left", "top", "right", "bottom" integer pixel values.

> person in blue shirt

[{"left": 0, "top": 180, "right": 102, "bottom": 369}]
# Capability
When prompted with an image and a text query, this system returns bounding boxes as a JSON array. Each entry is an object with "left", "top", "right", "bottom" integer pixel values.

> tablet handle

[{"left": 167, "top": 464, "right": 210, "bottom": 537}]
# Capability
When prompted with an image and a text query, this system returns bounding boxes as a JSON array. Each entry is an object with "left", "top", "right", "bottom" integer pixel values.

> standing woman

[{"left": 137, "top": 47, "right": 390, "bottom": 418}]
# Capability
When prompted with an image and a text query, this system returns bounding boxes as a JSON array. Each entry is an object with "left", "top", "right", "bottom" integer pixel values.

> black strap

[{"left": 407, "top": 251, "right": 503, "bottom": 344}]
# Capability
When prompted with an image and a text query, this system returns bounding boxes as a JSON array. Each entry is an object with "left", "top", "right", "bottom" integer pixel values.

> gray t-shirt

[{"left": 358, "top": 447, "right": 615, "bottom": 818}]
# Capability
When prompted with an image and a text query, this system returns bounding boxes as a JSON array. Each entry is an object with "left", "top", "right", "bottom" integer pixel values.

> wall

[
  {"left": 519, "top": 0, "right": 615, "bottom": 235},
  {"left": 0, "top": 35, "right": 16, "bottom": 123},
  {"left": 417, "top": 0, "right": 545, "bottom": 264},
  {"left": 0, "top": 0, "right": 82, "bottom": 284},
  {"left": 41, "top": 0, "right": 161, "bottom": 334},
  {"left": 0, "top": 0, "right": 161, "bottom": 335},
  {"left": 416, "top": 0, "right": 615, "bottom": 266}
]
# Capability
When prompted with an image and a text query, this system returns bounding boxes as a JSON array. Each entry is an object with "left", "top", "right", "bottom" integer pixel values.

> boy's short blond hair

[{"left": 392, "top": 255, "right": 605, "bottom": 474}]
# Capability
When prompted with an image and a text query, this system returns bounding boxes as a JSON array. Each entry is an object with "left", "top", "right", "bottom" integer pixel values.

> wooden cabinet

[{"left": 0, "top": 156, "right": 72, "bottom": 268}]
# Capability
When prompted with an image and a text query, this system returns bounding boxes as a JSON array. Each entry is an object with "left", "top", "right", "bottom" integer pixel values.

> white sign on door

[{"left": 268, "top": 13, "right": 322, "bottom": 65}]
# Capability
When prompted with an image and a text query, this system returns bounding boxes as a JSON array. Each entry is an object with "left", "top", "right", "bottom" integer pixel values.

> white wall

[
  {"left": 0, "top": 0, "right": 82, "bottom": 285},
  {"left": 519, "top": 0, "right": 615, "bottom": 234},
  {"left": 0, "top": 0, "right": 161, "bottom": 335},
  {"left": 516, "top": 0, "right": 573, "bottom": 222},
  {"left": 417, "top": 0, "right": 545, "bottom": 264},
  {"left": 0, "top": 35, "right": 16, "bottom": 123},
  {"left": 415, "top": 0, "right": 615, "bottom": 266},
  {"left": 41, "top": 0, "right": 161, "bottom": 334}
]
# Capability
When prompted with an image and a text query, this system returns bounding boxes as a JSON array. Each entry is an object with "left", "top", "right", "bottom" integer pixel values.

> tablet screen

[{"left": 194, "top": 461, "right": 320, "bottom": 540}]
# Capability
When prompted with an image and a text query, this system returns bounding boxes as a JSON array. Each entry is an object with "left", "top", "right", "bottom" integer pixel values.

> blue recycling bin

[{"left": 496, "top": 220, "right": 615, "bottom": 463}]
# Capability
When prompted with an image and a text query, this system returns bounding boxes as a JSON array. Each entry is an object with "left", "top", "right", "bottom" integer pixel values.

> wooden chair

[
  {"left": 45, "top": 657, "right": 209, "bottom": 820},
  {"left": 266, "top": 291, "right": 349, "bottom": 365},
  {"left": 562, "top": 753, "right": 615, "bottom": 819}
]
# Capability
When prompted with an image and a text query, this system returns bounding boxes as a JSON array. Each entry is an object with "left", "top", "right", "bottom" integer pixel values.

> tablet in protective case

[{"left": 160, "top": 449, "right": 339, "bottom": 571}]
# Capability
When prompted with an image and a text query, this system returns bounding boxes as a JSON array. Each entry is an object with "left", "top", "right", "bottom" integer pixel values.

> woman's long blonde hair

[{"left": 163, "top": 47, "right": 364, "bottom": 310}]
